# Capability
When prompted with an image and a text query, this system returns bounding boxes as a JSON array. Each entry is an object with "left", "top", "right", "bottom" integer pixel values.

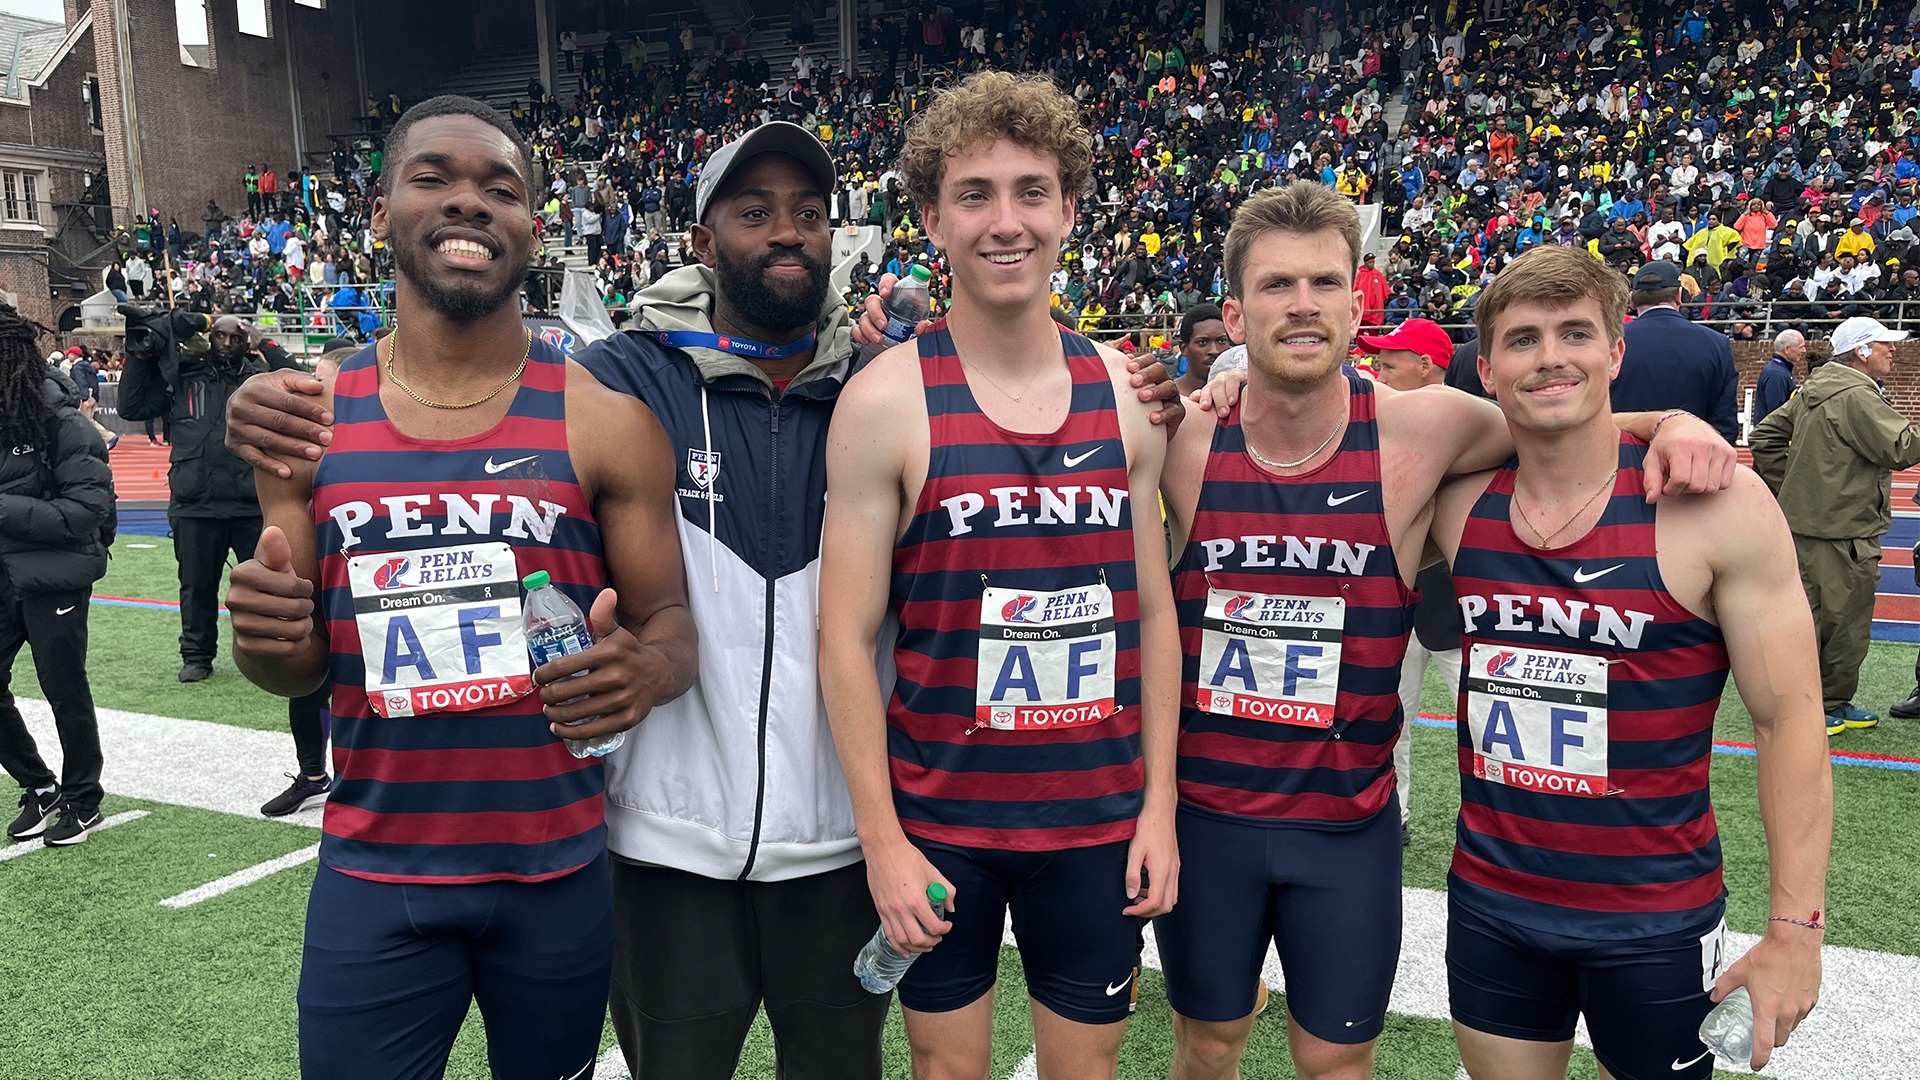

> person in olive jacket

[
  {"left": 0, "top": 306, "right": 116, "bottom": 846},
  {"left": 1750, "top": 315, "right": 1920, "bottom": 734}
]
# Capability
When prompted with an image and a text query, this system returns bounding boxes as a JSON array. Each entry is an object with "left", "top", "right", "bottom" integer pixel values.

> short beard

[
  {"left": 395, "top": 243, "right": 527, "bottom": 322},
  {"left": 713, "top": 246, "right": 828, "bottom": 336}
]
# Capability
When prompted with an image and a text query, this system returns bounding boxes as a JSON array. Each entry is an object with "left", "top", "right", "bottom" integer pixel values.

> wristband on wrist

[
  {"left": 1650, "top": 409, "right": 1692, "bottom": 440},
  {"left": 1769, "top": 910, "right": 1826, "bottom": 931}
]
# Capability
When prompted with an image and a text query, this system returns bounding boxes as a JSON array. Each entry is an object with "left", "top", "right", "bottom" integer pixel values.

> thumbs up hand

[
  {"left": 534, "top": 587, "right": 661, "bottom": 742},
  {"left": 228, "top": 525, "right": 317, "bottom": 662}
]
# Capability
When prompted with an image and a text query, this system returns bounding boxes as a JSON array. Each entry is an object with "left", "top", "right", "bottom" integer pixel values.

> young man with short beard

[
  {"left": 224, "top": 95, "right": 697, "bottom": 1078},
  {"left": 1160, "top": 183, "right": 1737, "bottom": 1080},
  {"left": 819, "top": 71, "right": 1181, "bottom": 1079}
]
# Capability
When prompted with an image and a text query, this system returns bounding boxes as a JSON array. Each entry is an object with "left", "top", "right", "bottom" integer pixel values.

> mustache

[
  {"left": 754, "top": 249, "right": 825, "bottom": 276},
  {"left": 1517, "top": 368, "right": 1585, "bottom": 392}
]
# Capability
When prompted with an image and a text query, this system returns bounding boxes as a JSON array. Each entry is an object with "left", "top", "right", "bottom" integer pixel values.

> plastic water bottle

[
  {"left": 853, "top": 882, "right": 949, "bottom": 993},
  {"left": 1697, "top": 986, "right": 1754, "bottom": 1066},
  {"left": 856, "top": 263, "right": 933, "bottom": 367},
  {"left": 522, "top": 570, "right": 621, "bottom": 759}
]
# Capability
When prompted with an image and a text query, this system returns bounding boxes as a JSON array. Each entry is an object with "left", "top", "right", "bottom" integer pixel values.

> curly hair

[{"left": 898, "top": 71, "right": 1092, "bottom": 209}]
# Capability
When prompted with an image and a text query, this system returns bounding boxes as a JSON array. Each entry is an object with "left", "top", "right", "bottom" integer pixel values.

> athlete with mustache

[{"left": 1426, "top": 244, "right": 1829, "bottom": 1080}]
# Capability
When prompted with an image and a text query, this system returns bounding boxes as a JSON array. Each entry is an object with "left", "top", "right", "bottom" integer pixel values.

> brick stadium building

[{"left": 0, "top": 0, "right": 607, "bottom": 330}]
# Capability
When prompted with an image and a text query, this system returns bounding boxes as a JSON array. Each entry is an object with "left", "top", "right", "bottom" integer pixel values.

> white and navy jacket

[{"left": 576, "top": 267, "right": 859, "bottom": 882}]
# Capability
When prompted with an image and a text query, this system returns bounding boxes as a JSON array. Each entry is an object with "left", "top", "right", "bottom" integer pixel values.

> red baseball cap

[{"left": 1356, "top": 318, "right": 1452, "bottom": 369}]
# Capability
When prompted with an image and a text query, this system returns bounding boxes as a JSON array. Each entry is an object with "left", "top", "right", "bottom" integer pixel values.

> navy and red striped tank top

[
  {"left": 1449, "top": 434, "right": 1730, "bottom": 938},
  {"left": 1172, "top": 372, "right": 1414, "bottom": 828},
  {"left": 888, "top": 323, "right": 1143, "bottom": 852},
  {"left": 313, "top": 340, "right": 610, "bottom": 884}
]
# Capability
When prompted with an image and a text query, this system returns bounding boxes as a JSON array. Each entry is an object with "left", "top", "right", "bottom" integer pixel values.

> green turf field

[{"left": 1, "top": 540, "right": 1912, "bottom": 1079}]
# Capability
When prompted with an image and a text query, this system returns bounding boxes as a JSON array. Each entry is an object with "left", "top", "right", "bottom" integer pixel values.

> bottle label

[
  {"left": 528, "top": 622, "right": 595, "bottom": 666},
  {"left": 345, "top": 542, "right": 534, "bottom": 718},
  {"left": 882, "top": 313, "right": 919, "bottom": 344}
]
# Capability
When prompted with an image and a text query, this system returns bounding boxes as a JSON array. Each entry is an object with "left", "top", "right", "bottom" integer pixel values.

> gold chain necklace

[
  {"left": 1512, "top": 473, "right": 1615, "bottom": 549},
  {"left": 385, "top": 325, "right": 533, "bottom": 411},
  {"left": 960, "top": 357, "right": 1044, "bottom": 403},
  {"left": 1246, "top": 419, "right": 1344, "bottom": 471}
]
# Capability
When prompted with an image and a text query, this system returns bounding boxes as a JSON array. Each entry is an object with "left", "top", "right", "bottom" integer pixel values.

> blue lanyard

[{"left": 642, "top": 329, "right": 816, "bottom": 360}]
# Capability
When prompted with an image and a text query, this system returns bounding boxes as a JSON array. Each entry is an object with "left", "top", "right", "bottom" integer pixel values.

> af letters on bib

[
  {"left": 1195, "top": 588, "right": 1342, "bottom": 728},
  {"left": 348, "top": 542, "right": 534, "bottom": 718},
  {"left": 1464, "top": 643, "right": 1610, "bottom": 798},
  {"left": 977, "top": 583, "right": 1116, "bottom": 731}
]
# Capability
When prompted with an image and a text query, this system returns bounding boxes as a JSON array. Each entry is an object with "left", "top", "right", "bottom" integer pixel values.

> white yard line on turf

[
  {"left": 0, "top": 809, "right": 148, "bottom": 860},
  {"left": 596, "top": 1045, "right": 627, "bottom": 1079},
  {"left": 22, "top": 700, "right": 325, "bottom": 829},
  {"left": 16, "top": 699, "right": 1916, "bottom": 1080},
  {"left": 158, "top": 843, "right": 321, "bottom": 908}
]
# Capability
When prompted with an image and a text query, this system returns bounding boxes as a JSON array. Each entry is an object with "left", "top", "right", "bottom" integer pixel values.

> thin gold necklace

[
  {"left": 385, "top": 325, "right": 533, "bottom": 410},
  {"left": 1512, "top": 473, "right": 1615, "bottom": 549},
  {"left": 960, "top": 357, "right": 1044, "bottom": 403},
  {"left": 1246, "top": 419, "right": 1344, "bottom": 471}
]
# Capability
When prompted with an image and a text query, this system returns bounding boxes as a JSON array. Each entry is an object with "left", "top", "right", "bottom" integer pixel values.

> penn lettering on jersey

[
  {"left": 888, "top": 323, "right": 1144, "bottom": 853},
  {"left": 1449, "top": 435, "right": 1731, "bottom": 940},
  {"left": 1172, "top": 373, "right": 1415, "bottom": 828},
  {"left": 312, "top": 341, "right": 611, "bottom": 886}
]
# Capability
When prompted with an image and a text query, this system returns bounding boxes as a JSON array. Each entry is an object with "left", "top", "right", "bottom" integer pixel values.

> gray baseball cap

[{"left": 694, "top": 122, "right": 836, "bottom": 223}]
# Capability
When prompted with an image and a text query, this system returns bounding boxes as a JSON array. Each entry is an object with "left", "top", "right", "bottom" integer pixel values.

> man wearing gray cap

[
  {"left": 1751, "top": 315, "right": 1920, "bottom": 735},
  {"left": 1612, "top": 259, "right": 1739, "bottom": 441}
]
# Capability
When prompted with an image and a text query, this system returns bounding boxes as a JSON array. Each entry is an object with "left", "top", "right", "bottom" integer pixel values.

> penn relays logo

[
  {"left": 1002, "top": 595, "right": 1039, "bottom": 622},
  {"left": 538, "top": 326, "right": 576, "bottom": 355},
  {"left": 1222, "top": 594, "right": 1257, "bottom": 620},
  {"left": 1486, "top": 650, "right": 1519, "bottom": 679},
  {"left": 372, "top": 557, "right": 411, "bottom": 591}
]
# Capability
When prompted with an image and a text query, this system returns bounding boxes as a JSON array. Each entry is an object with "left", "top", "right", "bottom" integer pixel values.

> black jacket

[
  {"left": 0, "top": 374, "right": 112, "bottom": 593},
  {"left": 118, "top": 339, "right": 295, "bottom": 518}
]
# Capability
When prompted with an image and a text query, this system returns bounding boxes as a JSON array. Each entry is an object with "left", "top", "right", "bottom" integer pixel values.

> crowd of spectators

[{"left": 133, "top": 0, "right": 1920, "bottom": 360}]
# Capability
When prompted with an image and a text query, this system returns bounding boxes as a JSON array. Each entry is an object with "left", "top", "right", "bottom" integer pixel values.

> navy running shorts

[
  {"left": 1448, "top": 896, "right": 1728, "bottom": 1080},
  {"left": 900, "top": 837, "right": 1141, "bottom": 1026},
  {"left": 298, "top": 852, "right": 613, "bottom": 1080},
  {"left": 1154, "top": 799, "right": 1403, "bottom": 1043}
]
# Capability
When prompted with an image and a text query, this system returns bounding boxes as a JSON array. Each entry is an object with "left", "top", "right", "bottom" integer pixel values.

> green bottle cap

[
  {"left": 927, "top": 882, "right": 949, "bottom": 905},
  {"left": 910, "top": 264, "right": 933, "bottom": 283},
  {"left": 522, "top": 570, "right": 551, "bottom": 589}
]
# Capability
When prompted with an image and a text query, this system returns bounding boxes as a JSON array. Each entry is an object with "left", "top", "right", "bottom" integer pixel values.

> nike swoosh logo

[
  {"left": 1572, "top": 563, "right": 1626, "bottom": 584},
  {"left": 1672, "top": 1049, "right": 1713, "bottom": 1070},
  {"left": 1326, "top": 491, "right": 1366, "bottom": 506},
  {"left": 54, "top": 606, "right": 74, "bottom": 615},
  {"left": 1064, "top": 447, "right": 1102, "bottom": 468},
  {"left": 484, "top": 454, "right": 538, "bottom": 475},
  {"left": 1105, "top": 973, "right": 1134, "bottom": 996}
]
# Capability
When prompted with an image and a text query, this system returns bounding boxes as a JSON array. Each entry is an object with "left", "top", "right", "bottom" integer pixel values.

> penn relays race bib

[
  {"left": 975, "top": 583, "right": 1116, "bottom": 731},
  {"left": 1464, "top": 643, "right": 1610, "bottom": 798},
  {"left": 348, "top": 542, "right": 534, "bottom": 718},
  {"left": 1194, "top": 589, "right": 1343, "bottom": 729}
]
